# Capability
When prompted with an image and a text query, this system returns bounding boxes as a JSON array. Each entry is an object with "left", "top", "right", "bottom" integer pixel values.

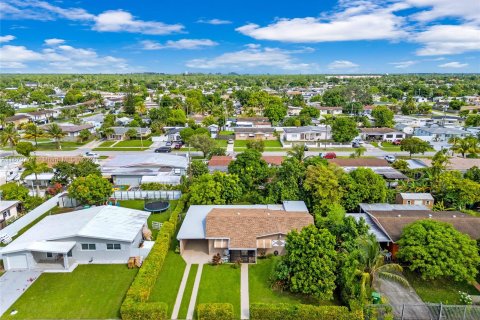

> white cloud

[
  {"left": 197, "top": 18, "right": 231, "bottom": 25},
  {"left": 0, "top": 35, "right": 15, "bottom": 43},
  {"left": 438, "top": 61, "right": 469, "bottom": 68},
  {"left": 328, "top": 60, "right": 359, "bottom": 69},
  {"left": 390, "top": 60, "right": 418, "bottom": 68},
  {"left": 93, "top": 10, "right": 184, "bottom": 35},
  {"left": 406, "top": 0, "right": 480, "bottom": 24},
  {"left": 0, "top": 41, "right": 129, "bottom": 72},
  {"left": 44, "top": 38, "right": 65, "bottom": 46},
  {"left": 140, "top": 39, "right": 218, "bottom": 50},
  {"left": 236, "top": 2, "right": 407, "bottom": 42},
  {"left": 2, "top": 1, "right": 183, "bottom": 35},
  {"left": 414, "top": 24, "right": 480, "bottom": 56},
  {"left": 186, "top": 46, "right": 313, "bottom": 71}
]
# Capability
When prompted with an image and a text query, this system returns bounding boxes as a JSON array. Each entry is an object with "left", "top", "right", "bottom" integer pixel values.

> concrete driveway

[
  {"left": 375, "top": 278, "right": 432, "bottom": 320},
  {"left": 0, "top": 270, "right": 41, "bottom": 317}
]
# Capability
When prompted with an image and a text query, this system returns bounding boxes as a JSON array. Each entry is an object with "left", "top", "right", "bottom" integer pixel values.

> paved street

[{"left": 0, "top": 270, "right": 42, "bottom": 317}]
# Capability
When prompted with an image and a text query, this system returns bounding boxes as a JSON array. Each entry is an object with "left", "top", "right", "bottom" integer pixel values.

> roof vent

[
  {"left": 452, "top": 215, "right": 456, "bottom": 218},
  {"left": 237, "top": 212, "right": 240, "bottom": 215},
  {"left": 428, "top": 214, "right": 432, "bottom": 218},
  {"left": 397, "top": 214, "right": 401, "bottom": 217}
]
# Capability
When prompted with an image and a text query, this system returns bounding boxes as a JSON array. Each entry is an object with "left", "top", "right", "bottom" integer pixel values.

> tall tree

[
  {"left": 188, "top": 172, "right": 242, "bottom": 205},
  {"left": 68, "top": 174, "right": 113, "bottom": 205},
  {"left": 331, "top": 117, "right": 359, "bottom": 143},
  {"left": 46, "top": 123, "right": 66, "bottom": 150},
  {"left": 24, "top": 123, "right": 43, "bottom": 147},
  {"left": 21, "top": 156, "right": 51, "bottom": 196},
  {"left": 372, "top": 106, "right": 394, "bottom": 128},
  {"left": 400, "top": 137, "right": 431, "bottom": 158},
  {"left": 0, "top": 124, "right": 20, "bottom": 150}
]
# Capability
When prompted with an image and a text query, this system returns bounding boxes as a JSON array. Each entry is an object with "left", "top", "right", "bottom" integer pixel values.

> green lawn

[
  {"left": 98, "top": 140, "right": 116, "bottom": 147},
  {"left": 196, "top": 264, "right": 241, "bottom": 319},
  {"left": 219, "top": 131, "right": 234, "bottom": 135},
  {"left": 178, "top": 264, "right": 199, "bottom": 319},
  {"left": 34, "top": 141, "right": 84, "bottom": 151},
  {"left": 249, "top": 257, "right": 338, "bottom": 305},
  {"left": 15, "top": 107, "right": 38, "bottom": 113},
  {"left": 216, "top": 139, "right": 228, "bottom": 147},
  {"left": 148, "top": 251, "right": 187, "bottom": 318},
  {"left": 379, "top": 142, "right": 402, "bottom": 151},
  {"left": 114, "top": 139, "right": 153, "bottom": 147},
  {"left": 118, "top": 200, "right": 178, "bottom": 239},
  {"left": 404, "top": 270, "right": 478, "bottom": 304},
  {"left": 2, "top": 265, "right": 137, "bottom": 319},
  {"left": 234, "top": 140, "right": 282, "bottom": 148}
]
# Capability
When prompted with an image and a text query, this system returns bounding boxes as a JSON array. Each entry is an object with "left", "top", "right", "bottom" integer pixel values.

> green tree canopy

[
  {"left": 331, "top": 117, "right": 359, "bottom": 143},
  {"left": 188, "top": 160, "right": 209, "bottom": 178},
  {"left": 228, "top": 149, "right": 269, "bottom": 192},
  {"left": 400, "top": 137, "right": 431, "bottom": 158},
  {"left": 0, "top": 182, "right": 30, "bottom": 201},
  {"left": 398, "top": 220, "right": 480, "bottom": 282},
  {"left": 341, "top": 168, "right": 387, "bottom": 211},
  {"left": 189, "top": 134, "right": 218, "bottom": 158},
  {"left": 0, "top": 100, "right": 15, "bottom": 117},
  {"left": 371, "top": 106, "right": 394, "bottom": 128},
  {"left": 68, "top": 174, "right": 112, "bottom": 205},
  {"left": 15, "top": 141, "right": 36, "bottom": 157},
  {"left": 188, "top": 172, "right": 242, "bottom": 205},
  {"left": 246, "top": 139, "right": 265, "bottom": 152}
]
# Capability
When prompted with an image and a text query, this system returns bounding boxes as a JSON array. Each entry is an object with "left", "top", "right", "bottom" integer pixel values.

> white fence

[
  {"left": 0, "top": 192, "right": 66, "bottom": 239},
  {"left": 112, "top": 190, "right": 182, "bottom": 200}
]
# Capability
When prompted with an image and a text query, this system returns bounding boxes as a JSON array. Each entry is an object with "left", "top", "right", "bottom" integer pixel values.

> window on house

[
  {"left": 106, "top": 243, "right": 121, "bottom": 250},
  {"left": 67, "top": 250, "right": 72, "bottom": 257},
  {"left": 46, "top": 252, "right": 53, "bottom": 258},
  {"left": 214, "top": 239, "right": 228, "bottom": 249},
  {"left": 81, "top": 243, "right": 96, "bottom": 250},
  {"left": 425, "top": 200, "right": 430, "bottom": 205},
  {"left": 407, "top": 200, "right": 411, "bottom": 205}
]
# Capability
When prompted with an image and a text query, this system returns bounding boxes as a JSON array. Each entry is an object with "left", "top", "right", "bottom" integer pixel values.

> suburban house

[
  {"left": 359, "top": 128, "right": 406, "bottom": 142},
  {"left": 208, "top": 156, "right": 233, "bottom": 172},
  {"left": 0, "top": 201, "right": 20, "bottom": 230},
  {"left": 0, "top": 206, "right": 151, "bottom": 271},
  {"left": 5, "top": 114, "right": 31, "bottom": 128},
  {"left": 430, "top": 115, "right": 464, "bottom": 127},
  {"left": 165, "top": 127, "right": 184, "bottom": 142},
  {"left": 82, "top": 114, "right": 105, "bottom": 129},
  {"left": 287, "top": 106, "right": 302, "bottom": 116},
  {"left": 235, "top": 117, "right": 272, "bottom": 128},
  {"left": 413, "top": 126, "right": 467, "bottom": 142},
  {"left": 316, "top": 106, "right": 343, "bottom": 115},
  {"left": 101, "top": 154, "right": 188, "bottom": 186},
  {"left": 282, "top": 126, "right": 332, "bottom": 146},
  {"left": 348, "top": 204, "right": 480, "bottom": 258},
  {"left": 233, "top": 127, "right": 276, "bottom": 140},
  {"left": 108, "top": 127, "right": 151, "bottom": 140},
  {"left": 27, "top": 110, "right": 57, "bottom": 124},
  {"left": 395, "top": 193, "right": 434, "bottom": 208},
  {"left": 56, "top": 124, "right": 95, "bottom": 140},
  {"left": 23, "top": 172, "right": 55, "bottom": 193},
  {"left": 177, "top": 201, "right": 313, "bottom": 263}
]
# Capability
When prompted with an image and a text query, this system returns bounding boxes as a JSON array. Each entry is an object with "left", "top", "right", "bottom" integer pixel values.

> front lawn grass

[
  {"left": 98, "top": 140, "right": 116, "bottom": 147},
  {"left": 234, "top": 140, "right": 282, "bottom": 148},
  {"left": 215, "top": 139, "right": 228, "bottom": 147},
  {"left": 34, "top": 141, "right": 84, "bottom": 151},
  {"left": 178, "top": 264, "right": 199, "bottom": 319},
  {"left": 249, "top": 256, "right": 339, "bottom": 305},
  {"left": 196, "top": 264, "right": 241, "bottom": 319},
  {"left": 148, "top": 251, "right": 187, "bottom": 318},
  {"left": 404, "top": 270, "right": 478, "bottom": 304},
  {"left": 3, "top": 264, "right": 137, "bottom": 319},
  {"left": 115, "top": 139, "right": 153, "bottom": 148}
]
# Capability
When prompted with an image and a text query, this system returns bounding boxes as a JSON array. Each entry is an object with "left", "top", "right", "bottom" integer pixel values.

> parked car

[
  {"left": 352, "top": 142, "right": 360, "bottom": 148},
  {"left": 155, "top": 146, "right": 172, "bottom": 153},
  {"left": 392, "top": 139, "right": 402, "bottom": 145},
  {"left": 319, "top": 152, "right": 337, "bottom": 159},
  {"left": 166, "top": 141, "right": 172, "bottom": 146},
  {"left": 384, "top": 155, "right": 396, "bottom": 163},
  {"left": 84, "top": 151, "right": 98, "bottom": 157},
  {"left": 227, "top": 139, "right": 234, "bottom": 144},
  {"left": 303, "top": 145, "right": 309, "bottom": 151}
]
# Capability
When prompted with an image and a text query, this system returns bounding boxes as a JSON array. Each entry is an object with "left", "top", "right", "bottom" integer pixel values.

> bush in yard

[
  {"left": 249, "top": 303, "right": 363, "bottom": 320},
  {"left": 121, "top": 199, "right": 186, "bottom": 320},
  {"left": 397, "top": 220, "right": 480, "bottom": 283},
  {"left": 68, "top": 174, "right": 112, "bottom": 205},
  {"left": 197, "top": 303, "right": 234, "bottom": 320}
]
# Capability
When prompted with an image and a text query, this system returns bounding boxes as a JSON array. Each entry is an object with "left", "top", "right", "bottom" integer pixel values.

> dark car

[
  {"left": 352, "top": 142, "right": 360, "bottom": 148},
  {"left": 303, "top": 145, "right": 309, "bottom": 151},
  {"left": 154, "top": 146, "right": 172, "bottom": 153}
]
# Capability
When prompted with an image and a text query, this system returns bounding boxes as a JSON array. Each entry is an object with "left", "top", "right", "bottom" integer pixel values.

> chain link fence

[{"left": 365, "top": 303, "right": 480, "bottom": 320}]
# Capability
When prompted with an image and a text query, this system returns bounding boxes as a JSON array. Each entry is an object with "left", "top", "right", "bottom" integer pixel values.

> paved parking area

[{"left": 0, "top": 270, "right": 42, "bottom": 317}]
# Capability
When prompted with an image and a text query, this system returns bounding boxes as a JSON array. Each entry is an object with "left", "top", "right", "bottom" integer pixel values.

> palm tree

[
  {"left": 354, "top": 147, "right": 366, "bottom": 158},
  {"left": 102, "top": 127, "right": 115, "bottom": 140},
  {"left": 46, "top": 123, "right": 66, "bottom": 150},
  {"left": 24, "top": 123, "right": 44, "bottom": 147},
  {"left": 287, "top": 144, "right": 305, "bottom": 162},
  {"left": 0, "top": 124, "right": 20, "bottom": 153},
  {"left": 356, "top": 234, "right": 409, "bottom": 302},
  {"left": 451, "top": 137, "right": 477, "bottom": 158},
  {"left": 21, "top": 156, "right": 51, "bottom": 196}
]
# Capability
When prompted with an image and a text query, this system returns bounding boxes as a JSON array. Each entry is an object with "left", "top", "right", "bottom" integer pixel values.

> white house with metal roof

[{"left": 1, "top": 206, "right": 151, "bottom": 271}]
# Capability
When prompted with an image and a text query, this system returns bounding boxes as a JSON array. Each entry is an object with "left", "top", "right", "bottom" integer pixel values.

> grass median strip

[{"left": 178, "top": 264, "right": 200, "bottom": 319}]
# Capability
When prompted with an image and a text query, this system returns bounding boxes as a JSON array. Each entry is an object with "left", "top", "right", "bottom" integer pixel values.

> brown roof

[
  {"left": 329, "top": 158, "right": 390, "bottom": 167},
  {"left": 315, "top": 106, "right": 343, "bottom": 110},
  {"left": 6, "top": 114, "right": 30, "bottom": 121},
  {"left": 59, "top": 124, "right": 94, "bottom": 133},
  {"left": 261, "top": 156, "right": 284, "bottom": 166},
  {"left": 360, "top": 127, "right": 398, "bottom": 134},
  {"left": 420, "top": 158, "right": 480, "bottom": 171},
  {"left": 237, "top": 117, "right": 270, "bottom": 122},
  {"left": 205, "top": 208, "right": 313, "bottom": 249},
  {"left": 369, "top": 211, "right": 480, "bottom": 241},
  {"left": 208, "top": 156, "right": 233, "bottom": 167}
]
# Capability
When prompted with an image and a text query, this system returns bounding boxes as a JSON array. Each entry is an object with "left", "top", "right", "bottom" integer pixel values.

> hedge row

[
  {"left": 120, "top": 198, "right": 186, "bottom": 320},
  {"left": 197, "top": 303, "right": 234, "bottom": 320},
  {"left": 250, "top": 303, "right": 363, "bottom": 320}
]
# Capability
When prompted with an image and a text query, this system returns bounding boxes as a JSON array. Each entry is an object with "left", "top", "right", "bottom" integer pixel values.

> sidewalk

[{"left": 240, "top": 264, "right": 250, "bottom": 320}]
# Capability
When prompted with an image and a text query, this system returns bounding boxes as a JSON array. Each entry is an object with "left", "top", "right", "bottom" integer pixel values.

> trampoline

[{"left": 144, "top": 200, "right": 170, "bottom": 213}]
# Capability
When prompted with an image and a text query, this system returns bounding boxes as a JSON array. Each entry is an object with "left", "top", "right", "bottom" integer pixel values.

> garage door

[{"left": 7, "top": 254, "right": 28, "bottom": 270}]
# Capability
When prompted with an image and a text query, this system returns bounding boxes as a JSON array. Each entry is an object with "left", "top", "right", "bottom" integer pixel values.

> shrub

[
  {"left": 197, "top": 303, "right": 234, "bottom": 320},
  {"left": 121, "top": 198, "right": 186, "bottom": 319},
  {"left": 249, "top": 303, "right": 363, "bottom": 320}
]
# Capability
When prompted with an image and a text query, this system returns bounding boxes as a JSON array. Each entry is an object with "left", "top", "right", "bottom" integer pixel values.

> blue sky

[{"left": 0, "top": 0, "right": 479, "bottom": 74}]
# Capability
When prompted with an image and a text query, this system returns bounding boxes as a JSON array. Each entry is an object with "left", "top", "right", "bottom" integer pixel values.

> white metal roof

[
  {"left": 0, "top": 201, "right": 19, "bottom": 212},
  {"left": 103, "top": 154, "right": 188, "bottom": 169},
  {"left": 23, "top": 172, "right": 54, "bottom": 181},
  {"left": 399, "top": 193, "right": 434, "bottom": 200},
  {"left": 346, "top": 213, "right": 391, "bottom": 243},
  {"left": 360, "top": 203, "right": 429, "bottom": 212},
  {"left": 1, "top": 206, "right": 150, "bottom": 254},
  {"left": 282, "top": 201, "right": 309, "bottom": 212}
]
